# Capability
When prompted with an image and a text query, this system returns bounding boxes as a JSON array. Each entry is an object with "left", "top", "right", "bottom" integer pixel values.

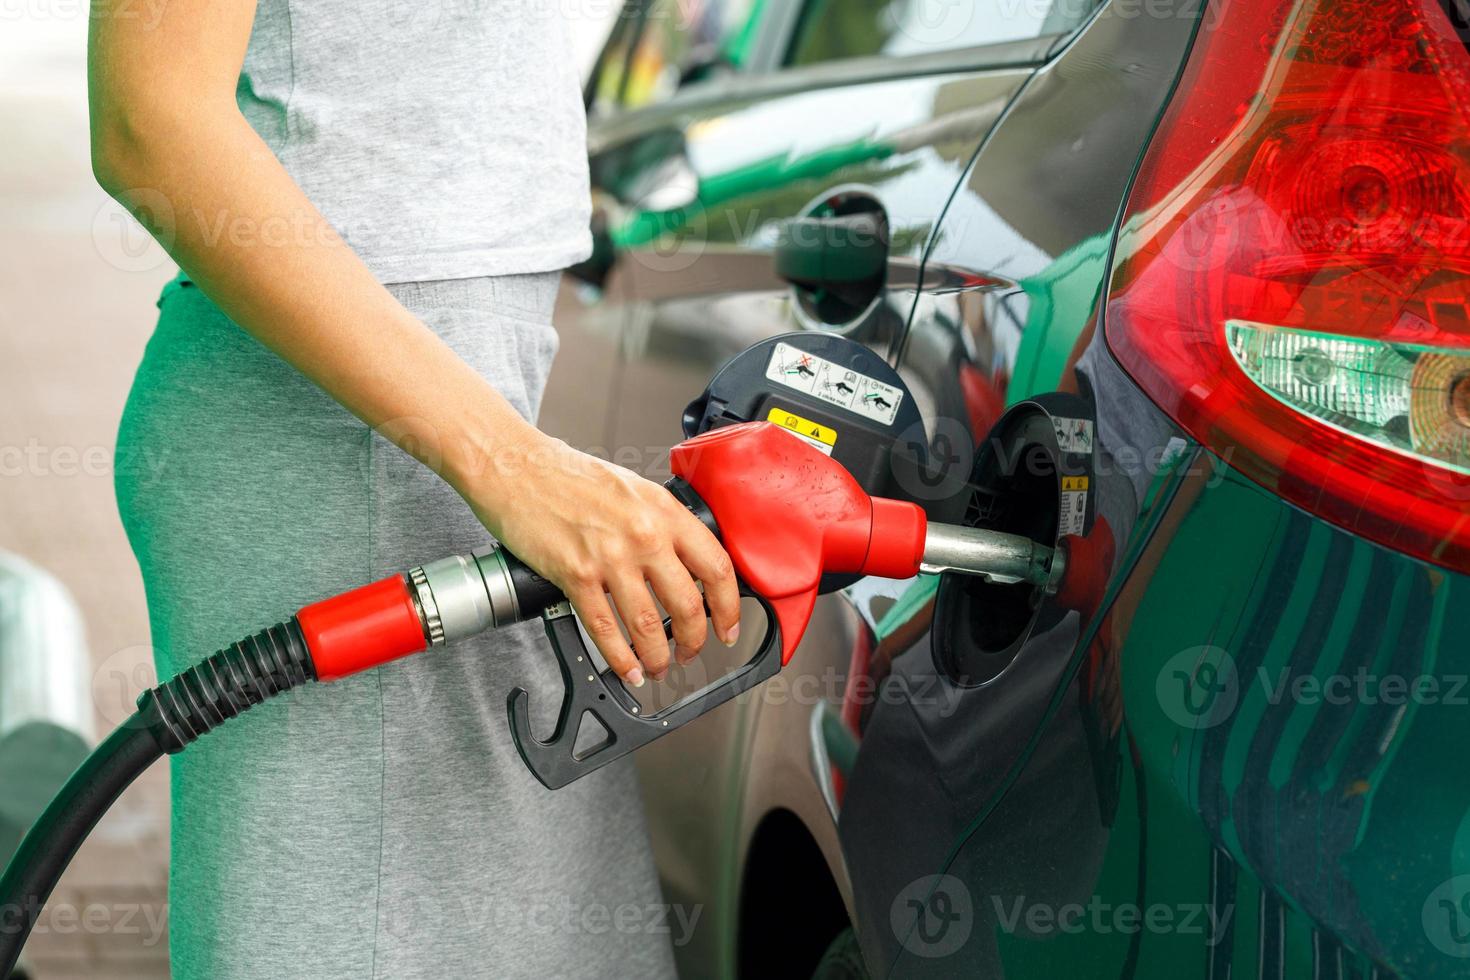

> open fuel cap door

[{"left": 930, "top": 394, "right": 1097, "bottom": 688}]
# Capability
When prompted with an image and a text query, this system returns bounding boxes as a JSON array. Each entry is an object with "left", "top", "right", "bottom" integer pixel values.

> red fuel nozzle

[{"left": 670, "top": 422, "right": 928, "bottom": 664}]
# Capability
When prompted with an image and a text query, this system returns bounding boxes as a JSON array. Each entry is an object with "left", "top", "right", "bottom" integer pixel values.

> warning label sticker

[
  {"left": 1060, "top": 474, "right": 1088, "bottom": 536},
  {"left": 767, "top": 407, "right": 836, "bottom": 456},
  {"left": 1054, "top": 417, "right": 1094, "bottom": 455},
  {"left": 1061, "top": 489, "right": 1087, "bottom": 536},
  {"left": 765, "top": 342, "right": 903, "bottom": 426}
]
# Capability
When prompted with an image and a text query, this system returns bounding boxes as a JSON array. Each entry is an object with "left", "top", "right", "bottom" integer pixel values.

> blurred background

[{"left": 0, "top": 9, "right": 618, "bottom": 977}]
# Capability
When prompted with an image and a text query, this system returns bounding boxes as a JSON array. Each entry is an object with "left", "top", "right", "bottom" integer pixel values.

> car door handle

[{"left": 774, "top": 212, "right": 890, "bottom": 297}]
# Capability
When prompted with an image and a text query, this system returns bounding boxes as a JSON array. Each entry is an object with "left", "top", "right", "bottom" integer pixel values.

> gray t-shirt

[{"left": 237, "top": 0, "right": 593, "bottom": 284}]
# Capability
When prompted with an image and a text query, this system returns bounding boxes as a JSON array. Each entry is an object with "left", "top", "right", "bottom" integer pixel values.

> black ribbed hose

[
  {"left": 0, "top": 621, "right": 314, "bottom": 978},
  {"left": 0, "top": 720, "right": 160, "bottom": 978}
]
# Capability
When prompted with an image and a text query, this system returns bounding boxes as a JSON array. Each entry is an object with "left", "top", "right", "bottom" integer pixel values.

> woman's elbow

[
  {"left": 89, "top": 96, "right": 188, "bottom": 199},
  {"left": 90, "top": 110, "right": 148, "bottom": 198},
  {"left": 90, "top": 96, "right": 236, "bottom": 201}
]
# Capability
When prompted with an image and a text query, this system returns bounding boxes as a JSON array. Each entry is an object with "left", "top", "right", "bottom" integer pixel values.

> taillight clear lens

[
  {"left": 1226, "top": 324, "right": 1470, "bottom": 472},
  {"left": 1106, "top": 0, "right": 1470, "bottom": 573}
]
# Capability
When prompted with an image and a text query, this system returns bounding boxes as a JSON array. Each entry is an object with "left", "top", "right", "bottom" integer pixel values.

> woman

[{"left": 90, "top": 2, "right": 739, "bottom": 976}]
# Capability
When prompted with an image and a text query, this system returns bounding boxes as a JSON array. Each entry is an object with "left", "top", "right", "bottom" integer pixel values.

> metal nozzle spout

[{"left": 920, "top": 523, "right": 1062, "bottom": 590}]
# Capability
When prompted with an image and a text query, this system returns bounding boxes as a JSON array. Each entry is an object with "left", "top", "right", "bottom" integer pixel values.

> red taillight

[{"left": 1106, "top": 0, "right": 1470, "bottom": 572}]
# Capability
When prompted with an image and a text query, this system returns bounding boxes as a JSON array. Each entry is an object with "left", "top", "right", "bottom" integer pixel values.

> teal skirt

[{"left": 115, "top": 274, "right": 675, "bottom": 980}]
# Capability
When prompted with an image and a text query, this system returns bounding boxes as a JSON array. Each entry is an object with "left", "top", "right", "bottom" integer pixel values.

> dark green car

[{"left": 541, "top": 0, "right": 1470, "bottom": 976}]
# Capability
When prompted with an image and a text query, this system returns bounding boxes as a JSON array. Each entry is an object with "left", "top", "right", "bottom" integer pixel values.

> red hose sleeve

[{"left": 298, "top": 575, "right": 428, "bottom": 682}]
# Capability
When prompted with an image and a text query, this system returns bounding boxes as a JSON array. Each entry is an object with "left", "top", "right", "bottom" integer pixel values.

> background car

[{"left": 542, "top": 0, "right": 1470, "bottom": 977}]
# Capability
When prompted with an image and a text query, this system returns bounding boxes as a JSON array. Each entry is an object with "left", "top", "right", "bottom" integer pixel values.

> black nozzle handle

[{"left": 507, "top": 586, "right": 782, "bottom": 790}]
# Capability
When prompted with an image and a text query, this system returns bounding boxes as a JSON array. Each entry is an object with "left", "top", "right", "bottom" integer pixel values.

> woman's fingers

[
  {"left": 490, "top": 457, "right": 748, "bottom": 686},
  {"left": 675, "top": 518, "right": 741, "bottom": 649},
  {"left": 645, "top": 557, "right": 708, "bottom": 668},
  {"left": 565, "top": 584, "right": 645, "bottom": 687},
  {"left": 610, "top": 576, "right": 672, "bottom": 681}
]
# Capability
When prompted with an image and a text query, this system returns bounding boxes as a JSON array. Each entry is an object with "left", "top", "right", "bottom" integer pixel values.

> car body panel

[
  {"left": 877, "top": 424, "right": 1469, "bottom": 977},
  {"left": 551, "top": 1, "right": 1470, "bottom": 977},
  {"left": 842, "top": 0, "right": 1470, "bottom": 974}
]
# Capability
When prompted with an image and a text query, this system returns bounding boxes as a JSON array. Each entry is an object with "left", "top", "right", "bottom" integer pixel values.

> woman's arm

[{"left": 89, "top": 0, "right": 739, "bottom": 685}]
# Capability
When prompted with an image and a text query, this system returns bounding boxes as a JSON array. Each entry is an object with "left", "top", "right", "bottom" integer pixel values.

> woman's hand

[{"left": 463, "top": 433, "right": 741, "bottom": 686}]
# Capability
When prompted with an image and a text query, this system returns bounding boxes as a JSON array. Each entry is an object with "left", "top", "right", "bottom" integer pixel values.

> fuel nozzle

[{"left": 920, "top": 522, "right": 1064, "bottom": 592}]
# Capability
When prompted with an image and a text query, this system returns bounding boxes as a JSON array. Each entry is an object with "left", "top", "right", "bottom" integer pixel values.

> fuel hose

[
  {"left": 0, "top": 569, "right": 448, "bottom": 976},
  {"left": 0, "top": 547, "right": 572, "bottom": 978}
]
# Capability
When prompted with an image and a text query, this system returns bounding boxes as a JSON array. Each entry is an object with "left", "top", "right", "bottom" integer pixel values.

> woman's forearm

[{"left": 90, "top": 100, "right": 539, "bottom": 498}]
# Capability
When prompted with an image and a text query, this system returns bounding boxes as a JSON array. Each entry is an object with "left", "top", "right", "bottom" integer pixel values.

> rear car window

[{"left": 785, "top": 0, "right": 1095, "bottom": 66}]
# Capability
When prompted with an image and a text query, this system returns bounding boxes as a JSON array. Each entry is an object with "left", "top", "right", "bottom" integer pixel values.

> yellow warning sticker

[
  {"left": 767, "top": 407, "right": 837, "bottom": 456},
  {"left": 1061, "top": 475, "right": 1090, "bottom": 492}
]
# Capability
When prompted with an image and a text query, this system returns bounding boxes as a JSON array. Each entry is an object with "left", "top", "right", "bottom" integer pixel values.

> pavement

[{"left": 0, "top": 14, "right": 174, "bottom": 979}]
